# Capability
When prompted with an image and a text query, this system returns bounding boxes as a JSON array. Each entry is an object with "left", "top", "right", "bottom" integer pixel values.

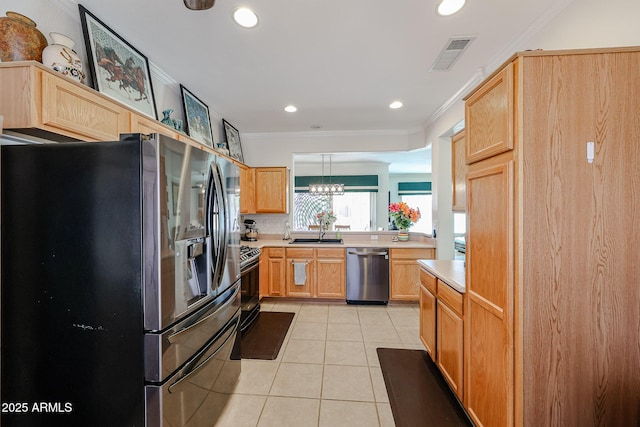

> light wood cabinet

[
  {"left": 315, "top": 248, "right": 346, "bottom": 298},
  {"left": 260, "top": 246, "right": 346, "bottom": 299},
  {"left": 451, "top": 129, "right": 467, "bottom": 212},
  {"left": 419, "top": 270, "right": 437, "bottom": 361},
  {"left": 130, "top": 113, "right": 179, "bottom": 139},
  {"left": 265, "top": 247, "right": 286, "bottom": 297},
  {"left": 0, "top": 62, "right": 130, "bottom": 141},
  {"left": 463, "top": 47, "right": 640, "bottom": 426},
  {"left": 240, "top": 167, "right": 288, "bottom": 214},
  {"left": 389, "top": 248, "right": 435, "bottom": 301},
  {"left": 465, "top": 63, "right": 514, "bottom": 164},
  {"left": 239, "top": 165, "right": 256, "bottom": 214},
  {"left": 255, "top": 167, "right": 288, "bottom": 213},
  {"left": 285, "top": 248, "right": 314, "bottom": 297},
  {"left": 419, "top": 266, "right": 464, "bottom": 400},
  {"left": 436, "top": 281, "right": 464, "bottom": 401}
]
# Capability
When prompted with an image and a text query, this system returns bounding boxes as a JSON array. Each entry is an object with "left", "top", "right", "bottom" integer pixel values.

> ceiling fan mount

[{"left": 183, "top": 0, "right": 215, "bottom": 10}]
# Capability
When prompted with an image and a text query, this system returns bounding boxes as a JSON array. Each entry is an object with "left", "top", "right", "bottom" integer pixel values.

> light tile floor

[{"left": 212, "top": 300, "right": 423, "bottom": 427}]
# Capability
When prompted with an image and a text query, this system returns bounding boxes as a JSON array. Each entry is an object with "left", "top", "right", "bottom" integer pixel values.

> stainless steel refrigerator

[{"left": 1, "top": 133, "right": 241, "bottom": 426}]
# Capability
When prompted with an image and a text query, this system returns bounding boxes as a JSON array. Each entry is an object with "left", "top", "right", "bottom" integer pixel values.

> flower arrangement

[
  {"left": 389, "top": 202, "right": 421, "bottom": 230},
  {"left": 316, "top": 210, "right": 337, "bottom": 225}
]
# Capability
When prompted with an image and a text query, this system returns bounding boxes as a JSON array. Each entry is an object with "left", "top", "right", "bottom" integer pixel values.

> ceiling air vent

[{"left": 429, "top": 36, "right": 475, "bottom": 72}]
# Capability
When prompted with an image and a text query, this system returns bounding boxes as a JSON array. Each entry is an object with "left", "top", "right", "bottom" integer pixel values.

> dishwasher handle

[{"left": 348, "top": 250, "right": 388, "bottom": 257}]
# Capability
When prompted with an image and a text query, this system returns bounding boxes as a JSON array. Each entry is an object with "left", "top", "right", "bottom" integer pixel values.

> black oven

[{"left": 240, "top": 246, "right": 261, "bottom": 332}]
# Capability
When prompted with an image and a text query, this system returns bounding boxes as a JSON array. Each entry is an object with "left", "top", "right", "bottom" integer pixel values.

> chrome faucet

[{"left": 319, "top": 217, "right": 326, "bottom": 240}]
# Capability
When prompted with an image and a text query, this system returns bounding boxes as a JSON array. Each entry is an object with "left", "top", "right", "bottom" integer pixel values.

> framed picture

[
  {"left": 223, "top": 119, "right": 244, "bottom": 162},
  {"left": 79, "top": 5, "right": 157, "bottom": 119},
  {"left": 180, "top": 85, "right": 214, "bottom": 148}
]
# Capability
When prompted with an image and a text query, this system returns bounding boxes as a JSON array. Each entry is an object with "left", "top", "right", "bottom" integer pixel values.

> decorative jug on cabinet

[
  {"left": 42, "top": 32, "right": 85, "bottom": 84},
  {"left": 0, "top": 12, "right": 48, "bottom": 62}
]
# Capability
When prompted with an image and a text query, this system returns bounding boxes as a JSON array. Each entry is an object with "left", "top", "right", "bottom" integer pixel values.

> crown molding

[{"left": 50, "top": 0, "right": 79, "bottom": 20}]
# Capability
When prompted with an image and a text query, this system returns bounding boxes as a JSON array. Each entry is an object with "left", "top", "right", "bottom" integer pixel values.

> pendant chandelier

[{"left": 309, "top": 154, "right": 344, "bottom": 196}]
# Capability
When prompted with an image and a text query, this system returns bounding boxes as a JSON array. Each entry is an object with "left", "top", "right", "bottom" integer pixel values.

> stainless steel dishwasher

[{"left": 346, "top": 247, "right": 390, "bottom": 304}]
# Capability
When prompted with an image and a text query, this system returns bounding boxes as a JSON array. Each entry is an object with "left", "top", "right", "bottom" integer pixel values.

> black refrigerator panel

[{"left": 1, "top": 141, "right": 145, "bottom": 426}]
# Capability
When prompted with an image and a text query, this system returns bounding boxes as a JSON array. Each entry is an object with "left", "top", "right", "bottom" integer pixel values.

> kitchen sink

[{"left": 289, "top": 238, "right": 344, "bottom": 244}]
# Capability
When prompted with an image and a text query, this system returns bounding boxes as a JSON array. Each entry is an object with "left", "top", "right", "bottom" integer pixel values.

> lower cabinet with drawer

[
  {"left": 420, "top": 267, "right": 464, "bottom": 401},
  {"left": 390, "top": 248, "right": 435, "bottom": 301},
  {"left": 261, "top": 246, "right": 346, "bottom": 299}
]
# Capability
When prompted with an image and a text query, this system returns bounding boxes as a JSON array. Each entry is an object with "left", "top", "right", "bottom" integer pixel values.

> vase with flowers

[
  {"left": 316, "top": 210, "right": 337, "bottom": 230},
  {"left": 389, "top": 202, "right": 421, "bottom": 241}
]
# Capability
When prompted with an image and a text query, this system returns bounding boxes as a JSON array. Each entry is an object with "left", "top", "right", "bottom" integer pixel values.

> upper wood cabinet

[
  {"left": 451, "top": 129, "right": 467, "bottom": 212},
  {"left": 463, "top": 47, "right": 640, "bottom": 427},
  {"left": 255, "top": 167, "right": 288, "bottom": 213},
  {"left": 240, "top": 167, "right": 288, "bottom": 214},
  {"left": 239, "top": 164, "right": 256, "bottom": 214},
  {"left": 465, "top": 63, "right": 514, "bottom": 164},
  {"left": 0, "top": 62, "right": 130, "bottom": 141},
  {"left": 130, "top": 114, "right": 179, "bottom": 140}
]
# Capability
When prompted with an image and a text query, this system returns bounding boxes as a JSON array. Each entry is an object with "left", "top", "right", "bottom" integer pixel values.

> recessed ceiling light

[
  {"left": 389, "top": 101, "right": 403, "bottom": 109},
  {"left": 233, "top": 7, "right": 258, "bottom": 28},
  {"left": 284, "top": 105, "right": 297, "bottom": 113},
  {"left": 437, "top": 0, "right": 466, "bottom": 16}
]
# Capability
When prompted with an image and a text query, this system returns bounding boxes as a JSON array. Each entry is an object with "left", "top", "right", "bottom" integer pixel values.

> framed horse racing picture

[
  {"left": 180, "top": 85, "right": 214, "bottom": 148},
  {"left": 79, "top": 5, "right": 157, "bottom": 119}
]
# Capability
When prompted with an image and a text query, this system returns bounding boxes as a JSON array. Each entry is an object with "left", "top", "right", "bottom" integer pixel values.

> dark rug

[
  {"left": 235, "top": 312, "right": 295, "bottom": 360},
  {"left": 377, "top": 348, "right": 473, "bottom": 427}
]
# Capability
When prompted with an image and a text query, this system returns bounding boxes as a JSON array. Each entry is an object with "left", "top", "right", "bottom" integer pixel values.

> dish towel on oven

[{"left": 294, "top": 262, "right": 306, "bottom": 285}]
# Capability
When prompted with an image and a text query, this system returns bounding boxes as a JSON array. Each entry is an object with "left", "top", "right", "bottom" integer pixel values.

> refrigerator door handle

[
  {"left": 207, "top": 162, "right": 224, "bottom": 290},
  {"left": 167, "top": 282, "right": 240, "bottom": 344},
  {"left": 168, "top": 316, "right": 239, "bottom": 394},
  {"left": 216, "top": 161, "right": 229, "bottom": 280}
]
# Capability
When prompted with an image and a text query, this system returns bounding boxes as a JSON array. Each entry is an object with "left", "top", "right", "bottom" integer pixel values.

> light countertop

[
  {"left": 418, "top": 259, "right": 466, "bottom": 293},
  {"left": 243, "top": 238, "right": 435, "bottom": 250},
  {"left": 242, "top": 232, "right": 436, "bottom": 250}
]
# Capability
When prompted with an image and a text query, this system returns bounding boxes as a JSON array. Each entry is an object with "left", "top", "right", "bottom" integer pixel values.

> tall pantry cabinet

[{"left": 463, "top": 47, "right": 640, "bottom": 427}]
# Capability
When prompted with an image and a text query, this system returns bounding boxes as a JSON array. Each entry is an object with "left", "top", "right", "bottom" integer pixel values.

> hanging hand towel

[{"left": 293, "top": 261, "right": 306, "bottom": 285}]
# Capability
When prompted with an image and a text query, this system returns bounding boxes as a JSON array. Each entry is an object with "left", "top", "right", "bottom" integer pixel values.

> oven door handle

[
  {"left": 167, "top": 282, "right": 239, "bottom": 344},
  {"left": 168, "top": 316, "right": 239, "bottom": 394}
]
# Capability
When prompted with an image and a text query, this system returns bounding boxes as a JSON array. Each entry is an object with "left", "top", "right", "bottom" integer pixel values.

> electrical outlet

[{"left": 371, "top": 235, "right": 378, "bottom": 240}]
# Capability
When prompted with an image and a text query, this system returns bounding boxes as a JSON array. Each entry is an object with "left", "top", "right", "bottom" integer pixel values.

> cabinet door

[
  {"left": 390, "top": 259, "right": 421, "bottom": 301},
  {"left": 316, "top": 257, "right": 345, "bottom": 298},
  {"left": 465, "top": 160, "right": 514, "bottom": 427},
  {"left": 465, "top": 64, "right": 514, "bottom": 164},
  {"left": 268, "top": 257, "right": 286, "bottom": 296},
  {"left": 437, "top": 300, "right": 464, "bottom": 401},
  {"left": 451, "top": 129, "right": 467, "bottom": 212},
  {"left": 254, "top": 167, "right": 287, "bottom": 213},
  {"left": 286, "top": 258, "right": 314, "bottom": 297},
  {"left": 239, "top": 165, "right": 255, "bottom": 214},
  {"left": 389, "top": 248, "right": 435, "bottom": 301},
  {"left": 419, "top": 284, "right": 437, "bottom": 361},
  {"left": 41, "top": 70, "right": 130, "bottom": 141}
]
